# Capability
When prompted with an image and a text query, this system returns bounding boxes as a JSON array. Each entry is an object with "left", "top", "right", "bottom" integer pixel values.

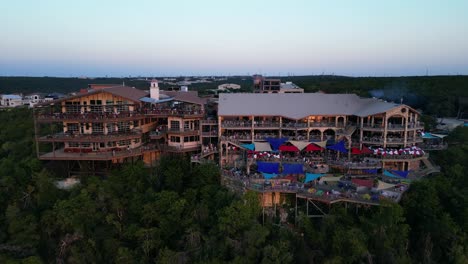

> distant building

[
  {"left": 217, "top": 83, "right": 241, "bottom": 91},
  {"left": 253, "top": 75, "right": 302, "bottom": 93},
  {"left": 0, "top": 94, "right": 23, "bottom": 107},
  {"left": 279, "top": 82, "right": 304, "bottom": 93}
]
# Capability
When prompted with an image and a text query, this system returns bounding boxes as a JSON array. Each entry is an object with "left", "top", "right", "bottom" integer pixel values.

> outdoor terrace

[{"left": 37, "top": 131, "right": 142, "bottom": 142}]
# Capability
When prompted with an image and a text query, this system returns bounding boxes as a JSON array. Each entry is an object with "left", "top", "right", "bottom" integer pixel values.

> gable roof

[
  {"left": 163, "top": 91, "right": 206, "bottom": 105},
  {"left": 35, "top": 86, "right": 148, "bottom": 107},
  {"left": 218, "top": 93, "right": 402, "bottom": 119}
]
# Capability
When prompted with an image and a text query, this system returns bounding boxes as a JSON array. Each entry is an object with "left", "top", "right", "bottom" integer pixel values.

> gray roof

[{"left": 218, "top": 93, "right": 400, "bottom": 119}]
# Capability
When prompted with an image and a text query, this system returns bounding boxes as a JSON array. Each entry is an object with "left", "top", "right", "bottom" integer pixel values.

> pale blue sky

[{"left": 1, "top": 0, "right": 467, "bottom": 77}]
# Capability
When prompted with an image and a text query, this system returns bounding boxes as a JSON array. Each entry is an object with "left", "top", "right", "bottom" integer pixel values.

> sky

[{"left": 1, "top": 0, "right": 468, "bottom": 77}]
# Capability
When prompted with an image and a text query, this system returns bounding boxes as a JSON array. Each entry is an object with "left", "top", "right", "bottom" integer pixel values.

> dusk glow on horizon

[{"left": 1, "top": 0, "right": 468, "bottom": 77}]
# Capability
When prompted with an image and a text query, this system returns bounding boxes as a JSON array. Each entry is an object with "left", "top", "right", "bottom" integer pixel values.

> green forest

[{"left": 0, "top": 107, "right": 467, "bottom": 263}]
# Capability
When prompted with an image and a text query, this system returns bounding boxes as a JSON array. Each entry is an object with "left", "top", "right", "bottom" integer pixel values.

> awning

[
  {"left": 257, "top": 162, "right": 280, "bottom": 174},
  {"left": 318, "top": 176, "right": 342, "bottom": 183},
  {"left": 240, "top": 143, "right": 255, "bottom": 151},
  {"left": 351, "top": 178, "right": 374, "bottom": 188},
  {"left": 262, "top": 172, "right": 278, "bottom": 179},
  {"left": 288, "top": 140, "right": 311, "bottom": 151},
  {"left": 283, "top": 163, "right": 304, "bottom": 174},
  {"left": 254, "top": 142, "right": 272, "bottom": 152},
  {"left": 422, "top": 133, "right": 438, "bottom": 139},
  {"left": 313, "top": 140, "right": 328, "bottom": 149},
  {"left": 265, "top": 137, "right": 288, "bottom": 151},
  {"left": 305, "top": 173, "right": 324, "bottom": 183},
  {"left": 351, "top": 147, "right": 362, "bottom": 154},
  {"left": 383, "top": 170, "right": 405, "bottom": 178},
  {"left": 279, "top": 145, "right": 300, "bottom": 152},
  {"left": 327, "top": 140, "right": 348, "bottom": 153},
  {"left": 431, "top": 133, "right": 448, "bottom": 138},
  {"left": 305, "top": 143, "right": 323, "bottom": 151},
  {"left": 375, "top": 180, "right": 396, "bottom": 190},
  {"left": 361, "top": 145, "right": 373, "bottom": 154}
]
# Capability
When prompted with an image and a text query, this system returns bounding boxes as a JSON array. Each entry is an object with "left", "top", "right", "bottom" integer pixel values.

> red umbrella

[
  {"left": 361, "top": 145, "right": 373, "bottom": 154},
  {"left": 351, "top": 147, "right": 362, "bottom": 155},
  {"left": 305, "top": 143, "right": 322, "bottom": 151},
  {"left": 279, "top": 145, "right": 300, "bottom": 152}
]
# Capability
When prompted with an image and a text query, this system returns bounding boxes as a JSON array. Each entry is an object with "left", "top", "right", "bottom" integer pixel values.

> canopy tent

[
  {"left": 257, "top": 161, "right": 280, "bottom": 174},
  {"left": 431, "top": 133, "right": 448, "bottom": 138},
  {"left": 312, "top": 140, "right": 328, "bottom": 149},
  {"left": 254, "top": 142, "right": 272, "bottom": 152},
  {"left": 361, "top": 145, "right": 374, "bottom": 154},
  {"left": 305, "top": 173, "right": 325, "bottom": 183},
  {"left": 327, "top": 140, "right": 348, "bottom": 153},
  {"left": 279, "top": 145, "right": 300, "bottom": 152},
  {"left": 351, "top": 147, "right": 362, "bottom": 155},
  {"left": 422, "top": 133, "right": 439, "bottom": 139},
  {"left": 282, "top": 163, "right": 304, "bottom": 174},
  {"left": 351, "top": 178, "right": 374, "bottom": 188},
  {"left": 383, "top": 170, "right": 405, "bottom": 178},
  {"left": 390, "top": 169, "right": 409, "bottom": 178},
  {"left": 375, "top": 180, "right": 396, "bottom": 191},
  {"left": 305, "top": 143, "right": 323, "bottom": 151},
  {"left": 262, "top": 172, "right": 278, "bottom": 179},
  {"left": 318, "top": 176, "right": 342, "bottom": 183},
  {"left": 240, "top": 143, "right": 255, "bottom": 151},
  {"left": 265, "top": 137, "right": 288, "bottom": 151},
  {"left": 363, "top": 169, "right": 378, "bottom": 174},
  {"left": 288, "top": 140, "right": 311, "bottom": 151}
]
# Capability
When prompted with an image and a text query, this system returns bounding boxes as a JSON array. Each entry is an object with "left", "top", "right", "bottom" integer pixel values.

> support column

[
  {"left": 359, "top": 117, "right": 364, "bottom": 149},
  {"left": 383, "top": 115, "right": 388, "bottom": 148},
  {"left": 404, "top": 111, "right": 408, "bottom": 147}
]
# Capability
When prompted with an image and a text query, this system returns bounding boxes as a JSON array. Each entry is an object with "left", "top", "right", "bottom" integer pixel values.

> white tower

[{"left": 150, "top": 79, "right": 159, "bottom": 100}]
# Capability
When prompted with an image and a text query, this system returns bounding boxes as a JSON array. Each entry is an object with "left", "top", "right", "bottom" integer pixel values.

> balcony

[
  {"left": 37, "top": 131, "right": 142, "bottom": 142},
  {"left": 221, "top": 121, "right": 252, "bottom": 128},
  {"left": 35, "top": 112, "right": 145, "bottom": 123},
  {"left": 166, "top": 129, "right": 200, "bottom": 135},
  {"left": 282, "top": 123, "right": 308, "bottom": 129},
  {"left": 144, "top": 109, "right": 204, "bottom": 118},
  {"left": 38, "top": 144, "right": 159, "bottom": 161},
  {"left": 254, "top": 122, "right": 280, "bottom": 129},
  {"left": 201, "top": 119, "right": 217, "bottom": 125}
]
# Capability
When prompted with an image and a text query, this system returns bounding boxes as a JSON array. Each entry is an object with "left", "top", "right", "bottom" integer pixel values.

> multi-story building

[
  {"left": 218, "top": 93, "right": 429, "bottom": 172},
  {"left": 33, "top": 80, "right": 206, "bottom": 175}
]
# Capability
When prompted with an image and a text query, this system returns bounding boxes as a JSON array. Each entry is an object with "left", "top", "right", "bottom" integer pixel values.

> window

[
  {"left": 133, "top": 138, "right": 140, "bottom": 144},
  {"left": 90, "top": 100, "right": 102, "bottom": 113},
  {"left": 170, "top": 120, "right": 180, "bottom": 131},
  {"left": 107, "top": 123, "right": 116, "bottom": 133},
  {"left": 65, "top": 101, "right": 80, "bottom": 113},
  {"left": 117, "top": 122, "right": 130, "bottom": 133},
  {"left": 116, "top": 101, "right": 129, "bottom": 112},
  {"left": 170, "top": 136, "right": 180, "bottom": 142},
  {"left": 69, "top": 142, "right": 79, "bottom": 147},
  {"left": 104, "top": 100, "right": 114, "bottom": 113},
  {"left": 92, "top": 123, "right": 104, "bottom": 134},
  {"left": 67, "top": 123, "right": 79, "bottom": 134},
  {"left": 118, "top": 140, "right": 131, "bottom": 146},
  {"left": 183, "top": 136, "right": 200, "bottom": 142}
]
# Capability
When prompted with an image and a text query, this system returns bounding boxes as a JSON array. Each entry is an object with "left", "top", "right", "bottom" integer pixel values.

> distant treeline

[{"left": 1, "top": 75, "right": 468, "bottom": 116}]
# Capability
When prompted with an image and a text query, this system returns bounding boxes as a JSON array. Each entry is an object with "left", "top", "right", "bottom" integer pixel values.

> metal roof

[{"left": 218, "top": 93, "right": 401, "bottom": 119}]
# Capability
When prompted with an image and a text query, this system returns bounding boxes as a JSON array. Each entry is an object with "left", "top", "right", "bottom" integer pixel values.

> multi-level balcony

[
  {"left": 35, "top": 112, "right": 145, "bottom": 123},
  {"left": 38, "top": 144, "right": 159, "bottom": 161},
  {"left": 144, "top": 109, "right": 204, "bottom": 118},
  {"left": 37, "top": 131, "right": 142, "bottom": 142},
  {"left": 362, "top": 123, "right": 424, "bottom": 131},
  {"left": 221, "top": 121, "right": 339, "bottom": 129},
  {"left": 166, "top": 128, "right": 200, "bottom": 136}
]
